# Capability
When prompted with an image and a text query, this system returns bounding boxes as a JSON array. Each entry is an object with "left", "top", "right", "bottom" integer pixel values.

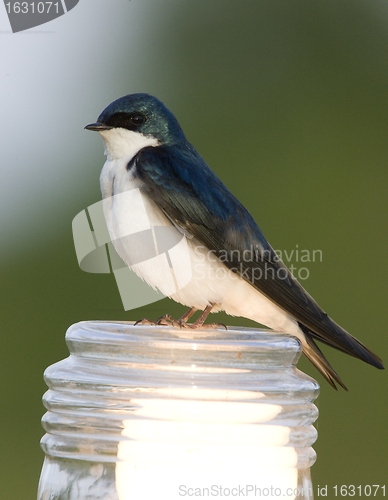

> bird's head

[{"left": 85, "top": 93, "right": 185, "bottom": 159}]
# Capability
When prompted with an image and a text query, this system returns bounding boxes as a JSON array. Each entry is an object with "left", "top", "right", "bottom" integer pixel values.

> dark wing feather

[{"left": 132, "top": 144, "right": 383, "bottom": 371}]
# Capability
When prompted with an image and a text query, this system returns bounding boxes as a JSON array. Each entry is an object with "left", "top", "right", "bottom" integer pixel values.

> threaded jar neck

[{"left": 39, "top": 321, "right": 319, "bottom": 500}]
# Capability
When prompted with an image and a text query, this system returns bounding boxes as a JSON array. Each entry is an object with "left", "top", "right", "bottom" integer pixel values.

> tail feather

[
  {"left": 310, "top": 315, "right": 384, "bottom": 369},
  {"left": 302, "top": 329, "right": 348, "bottom": 391}
]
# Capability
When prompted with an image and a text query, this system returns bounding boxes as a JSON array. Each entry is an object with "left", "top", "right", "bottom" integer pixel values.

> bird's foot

[
  {"left": 181, "top": 304, "right": 226, "bottom": 330},
  {"left": 134, "top": 316, "right": 226, "bottom": 330},
  {"left": 134, "top": 304, "right": 226, "bottom": 330},
  {"left": 134, "top": 307, "right": 197, "bottom": 328},
  {"left": 156, "top": 314, "right": 183, "bottom": 327}
]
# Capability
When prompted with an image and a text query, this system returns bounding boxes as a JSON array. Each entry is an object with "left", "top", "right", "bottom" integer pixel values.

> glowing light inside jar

[{"left": 116, "top": 389, "right": 298, "bottom": 500}]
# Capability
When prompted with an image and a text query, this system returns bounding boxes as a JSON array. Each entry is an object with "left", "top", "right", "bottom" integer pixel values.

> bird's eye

[
  {"left": 130, "top": 113, "right": 146, "bottom": 126},
  {"left": 103, "top": 111, "right": 146, "bottom": 130}
]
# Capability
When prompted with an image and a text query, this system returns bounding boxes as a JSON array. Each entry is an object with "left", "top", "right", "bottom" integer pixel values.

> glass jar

[{"left": 38, "top": 321, "right": 319, "bottom": 500}]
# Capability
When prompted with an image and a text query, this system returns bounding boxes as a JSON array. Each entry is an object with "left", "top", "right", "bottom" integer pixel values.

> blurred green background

[{"left": 1, "top": 0, "right": 387, "bottom": 498}]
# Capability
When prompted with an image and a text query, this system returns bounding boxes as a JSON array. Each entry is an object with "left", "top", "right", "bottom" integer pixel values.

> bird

[{"left": 85, "top": 93, "right": 383, "bottom": 390}]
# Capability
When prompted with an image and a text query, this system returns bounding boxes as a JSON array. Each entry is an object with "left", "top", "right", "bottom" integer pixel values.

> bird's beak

[{"left": 84, "top": 122, "right": 113, "bottom": 131}]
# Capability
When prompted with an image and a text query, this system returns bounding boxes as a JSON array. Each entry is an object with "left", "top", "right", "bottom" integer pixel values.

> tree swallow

[{"left": 85, "top": 93, "right": 383, "bottom": 389}]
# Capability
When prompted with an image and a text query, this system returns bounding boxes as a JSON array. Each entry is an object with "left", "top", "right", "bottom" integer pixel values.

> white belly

[
  {"left": 98, "top": 127, "right": 302, "bottom": 338},
  {"left": 100, "top": 163, "right": 300, "bottom": 338}
]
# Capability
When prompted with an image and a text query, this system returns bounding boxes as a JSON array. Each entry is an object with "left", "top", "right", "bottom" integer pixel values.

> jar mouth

[
  {"left": 65, "top": 321, "right": 303, "bottom": 369},
  {"left": 70, "top": 320, "right": 299, "bottom": 342}
]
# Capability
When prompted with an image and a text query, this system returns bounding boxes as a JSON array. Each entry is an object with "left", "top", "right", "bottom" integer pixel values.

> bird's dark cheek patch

[{"left": 105, "top": 112, "right": 139, "bottom": 131}]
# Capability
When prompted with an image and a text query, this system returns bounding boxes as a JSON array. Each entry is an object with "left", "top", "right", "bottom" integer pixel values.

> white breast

[{"left": 98, "top": 128, "right": 302, "bottom": 339}]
